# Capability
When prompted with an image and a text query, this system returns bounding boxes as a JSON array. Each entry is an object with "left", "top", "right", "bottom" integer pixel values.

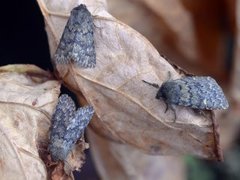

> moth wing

[
  {"left": 54, "top": 5, "right": 96, "bottom": 68},
  {"left": 182, "top": 76, "right": 229, "bottom": 110},
  {"left": 49, "top": 94, "right": 76, "bottom": 161}
]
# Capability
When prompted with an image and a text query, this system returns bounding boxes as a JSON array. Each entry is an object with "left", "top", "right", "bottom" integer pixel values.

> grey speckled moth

[
  {"left": 49, "top": 94, "right": 94, "bottom": 161},
  {"left": 54, "top": 4, "right": 96, "bottom": 68},
  {"left": 143, "top": 76, "right": 229, "bottom": 118}
]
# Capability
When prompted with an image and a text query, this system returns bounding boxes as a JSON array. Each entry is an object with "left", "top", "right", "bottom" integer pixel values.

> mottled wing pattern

[
  {"left": 184, "top": 76, "right": 228, "bottom": 109},
  {"left": 58, "top": 106, "right": 94, "bottom": 160},
  {"left": 54, "top": 4, "right": 96, "bottom": 68},
  {"left": 160, "top": 76, "right": 229, "bottom": 110},
  {"left": 50, "top": 94, "right": 76, "bottom": 133},
  {"left": 49, "top": 94, "right": 94, "bottom": 161},
  {"left": 49, "top": 94, "right": 76, "bottom": 161}
]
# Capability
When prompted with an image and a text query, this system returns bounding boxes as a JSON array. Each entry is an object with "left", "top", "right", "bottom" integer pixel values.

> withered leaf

[
  {"left": 109, "top": 0, "right": 229, "bottom": 81},
  {"left": 88, "top": 128, "right": 186, "bottom": 180},
  {"left": 38, "top": 0, "right": 221, "bottom": 160},
  {"left": 0, "top": 65, "right": 89, "bottom": 179},
  {"left": 0, "top": 65, "right": 60, "bottom": 179}
]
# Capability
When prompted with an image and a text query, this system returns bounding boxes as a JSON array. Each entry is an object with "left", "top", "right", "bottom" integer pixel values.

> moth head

[
  {"left": 156, "top": 86, "right": 165, "bottom": 100},
  {"left": 156, "top": 81, "right": 171, "bottom": 101}
]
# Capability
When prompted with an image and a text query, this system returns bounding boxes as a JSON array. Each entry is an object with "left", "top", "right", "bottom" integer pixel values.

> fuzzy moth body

[
  {"left": 49, "top": 94, "right": 94, "bottom": 161},
  {"left": 54, "top": 4, "right": 96, "bottom": 68},
  {"left": 143, "top": 76, "right": 229, "bottom": 120},
  {"left": 156, "top": 76, "right": 229, "bottom": 110}
]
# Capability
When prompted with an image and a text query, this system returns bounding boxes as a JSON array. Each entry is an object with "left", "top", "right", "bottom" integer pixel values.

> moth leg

[
  {"left": 167, "top": 71, "right": 172, "bottom": 81},
  {"left": 164, "top": 102, "right": 169, "bottom": 113},
  {"left": 193, "top": 109, "right": 210, "bottom": 119},
  {"left": 163, "top": 102, "right": 177, "bottom": 122},
  {"left": 142, "top": 80, "right": 159, "bottom": 89},
  {"left": 193, "top": 108, "right": 201, "bottom": 114},
  {"left": 170, "top": 105, "right": 177, "bottom": 122}
]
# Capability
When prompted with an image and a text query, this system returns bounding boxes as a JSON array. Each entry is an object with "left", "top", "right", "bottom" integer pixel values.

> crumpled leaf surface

[
  {"left": 108, "top": 0, "right": 197, "bottom": 65},
  {"left": 108, "top": 0, "right": 231, "bottom": 82},
  {"left": 0, "top": 64, "right": 89, "bottom": 179},
  {"left": 0, "top": 65, "right": 60, "bottom": 179},
  {"left": 37, "top": 0, "right": 221, "bottom": 160},
  {"left": 88, "top": 128, "right": 186, "bottom": 180}
]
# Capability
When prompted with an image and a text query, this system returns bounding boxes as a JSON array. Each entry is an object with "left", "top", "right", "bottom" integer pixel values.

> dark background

[
  {"left": 0, "top": 0, "right": 99, "bottom": 179},
  {"left": 0, "top": 0, "right": 51, "bottom": 70}
]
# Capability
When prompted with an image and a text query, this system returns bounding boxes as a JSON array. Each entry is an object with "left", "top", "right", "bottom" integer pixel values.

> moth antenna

[
  {"left": 142, "top": 80, "right": 160, "bottom": 89},
  {"left": 167, "top": 71, "right": 172, "bottom": 81}
]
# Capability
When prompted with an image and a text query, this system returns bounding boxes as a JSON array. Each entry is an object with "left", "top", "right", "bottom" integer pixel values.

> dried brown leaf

[
  {"left": 87, "top": 128, "right": 186, "bottom": 180},
  {"left": 0, "top": 64, "right": 89, "bottom": 179},
  {"left": 109, "top": 0, "right": 230, "bottom": 81},
  {"left": 0, "top": 65, "right": 60, "bottom": 179},
  {"left": 37, "top": 0, "right": 221, "bottom": 160}
]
